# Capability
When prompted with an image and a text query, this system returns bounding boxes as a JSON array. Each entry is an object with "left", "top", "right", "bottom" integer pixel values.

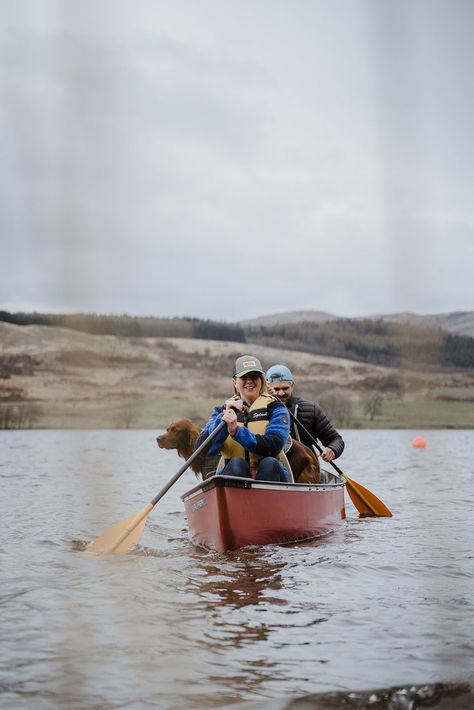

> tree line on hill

[
  {"left": 0, "top": 311, "right": 246, "bottom": 343},
  {"left": 245, "top": 319, "right": 474, "bottom": 369},
  {"left": 2, "top": 310, "right": 474, "bottom": 370}
]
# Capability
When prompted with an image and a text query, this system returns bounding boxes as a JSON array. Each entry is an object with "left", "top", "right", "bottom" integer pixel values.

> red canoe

[{"left": 181, "top": 471, "right": 346, "bottom": 552}]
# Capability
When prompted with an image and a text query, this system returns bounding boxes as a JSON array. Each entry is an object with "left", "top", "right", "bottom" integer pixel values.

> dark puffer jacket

[{"left": 287, "top": 396, "right": 345, "bottom": 459}]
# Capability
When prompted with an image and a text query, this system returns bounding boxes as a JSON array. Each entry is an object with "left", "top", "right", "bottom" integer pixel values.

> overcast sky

[{"left": 1, "top": 0, "right": 473, "bottom": 323}]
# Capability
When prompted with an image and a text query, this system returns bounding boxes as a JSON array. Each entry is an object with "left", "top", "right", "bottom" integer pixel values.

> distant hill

[
  {"left": 2, "top": 322, "right": 474, "bottom": 430},
  {"left": 371, "top": 311, "right": 474, "bottom": 338},
  {"left": 241, "top": 310, "right": 474, "bottom": 337},
  {"left": 244, "top": 317, "right": 474, "bottom": 370},
  {"left": 0, "top": 310, "right": 246, "bottom": 342},
  {"left": 240, "top": 310, "right": 339, "bottom": 327}
]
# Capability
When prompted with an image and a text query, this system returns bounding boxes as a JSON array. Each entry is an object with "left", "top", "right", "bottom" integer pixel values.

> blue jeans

[{"left": 221, "top": 457, "right": 288, "bottom": 482}]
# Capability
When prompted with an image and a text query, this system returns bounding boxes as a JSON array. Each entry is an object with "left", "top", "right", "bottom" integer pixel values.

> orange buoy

[{"left": 412, "top": 436, "right": 427, "bottom": 448}]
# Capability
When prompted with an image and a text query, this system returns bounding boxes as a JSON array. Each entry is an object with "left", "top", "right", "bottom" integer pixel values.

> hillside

[
  {"left": 371, "top": 311, "right": 474, "bottom": 337},
  {"left": 1, "top": 322, "right": 474, "bottom": 430},
  {"left": 244, "top": 318, "right": 474, "bottom": 369},
  {"left": 240, "top": 310, "right": 339, "bottom": 327},
  {"left": 241, "top": 309, "right": 474, "bottom": 337}
]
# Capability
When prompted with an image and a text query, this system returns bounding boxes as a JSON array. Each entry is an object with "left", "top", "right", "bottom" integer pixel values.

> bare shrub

[
  {"left": 363, "top": 394, "right": 384, "bottom": 421},
  {"left": 317, "top": 391, "right": 354, "bottom": 427},
  {"left": 0, "top": 402, "right": 43, "bottom": 429}
]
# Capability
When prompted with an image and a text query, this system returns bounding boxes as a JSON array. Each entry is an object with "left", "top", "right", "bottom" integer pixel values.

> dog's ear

[
  {"left": 174, "top": 422, "right": 191, "bottom": 448},
  {"left": 185, "top": 423, "right": 198, "bottom": 450}
]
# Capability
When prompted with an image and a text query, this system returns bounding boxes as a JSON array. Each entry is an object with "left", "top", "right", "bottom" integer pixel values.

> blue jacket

[{"left": 197, "top": 400, "right": 290, "bottom": 459}]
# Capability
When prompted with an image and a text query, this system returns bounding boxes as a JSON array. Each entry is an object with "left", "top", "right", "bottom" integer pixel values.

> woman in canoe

[{"left": 195, "top": 355, "right": 290, "bottom": 482}]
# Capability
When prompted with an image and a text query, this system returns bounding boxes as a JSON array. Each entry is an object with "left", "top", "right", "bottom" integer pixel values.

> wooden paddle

[
  {"left": 88, "top": 420, "right": 227, "bottom": 554},
  {"left": 286, "top": 408, "right": 392, "bottom": 517}
]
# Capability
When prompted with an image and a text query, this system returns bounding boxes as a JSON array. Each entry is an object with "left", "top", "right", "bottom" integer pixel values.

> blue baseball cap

[{"left": 265, "top": 364, "right": 294, "bottom": 383}]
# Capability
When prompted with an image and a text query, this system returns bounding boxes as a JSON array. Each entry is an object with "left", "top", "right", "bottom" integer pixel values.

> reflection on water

[
  {"left": 1, "top": 429, "right": 473, "bottom": 709},
  {"left": 192, "top": 554, "right": 288, "bottom": 608}
]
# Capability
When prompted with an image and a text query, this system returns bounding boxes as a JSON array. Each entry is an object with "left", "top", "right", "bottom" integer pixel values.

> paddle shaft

[
  {"left": 88, "top": 419, "right": 228, "bottom": 554},
  {"left": 151, "top": 419, "right": 226, "bottom": 506},
  {"left": 281, "top": 405, "right": 344, "bottom": 476},
  {"left": 283, "top": 404, "right": 392, "bottom": 516}
]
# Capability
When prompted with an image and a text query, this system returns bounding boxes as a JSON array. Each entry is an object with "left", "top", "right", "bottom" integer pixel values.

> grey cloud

[{"left": 1, "top": 1, "right": 473, "bottom": 320}]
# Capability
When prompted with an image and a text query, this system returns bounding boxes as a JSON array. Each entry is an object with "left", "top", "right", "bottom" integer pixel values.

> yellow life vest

[{"left": 221, "top": 394, "right": 277, "bottom": 465}]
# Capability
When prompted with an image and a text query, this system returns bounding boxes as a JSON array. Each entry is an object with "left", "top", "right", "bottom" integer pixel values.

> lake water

[{"left": 1, "top": 429, "right": 473, "bottom": 709}]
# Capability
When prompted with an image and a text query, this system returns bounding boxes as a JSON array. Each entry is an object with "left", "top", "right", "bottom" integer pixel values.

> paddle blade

[
  {"left": 342, "top": 474, "right": 392, "bottom": 517},
  {"left": 87, "top": 503, "right": 153, "bottom": 554}
]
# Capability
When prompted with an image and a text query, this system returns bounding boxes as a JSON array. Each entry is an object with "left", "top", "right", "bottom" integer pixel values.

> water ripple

[{"left": 1, "top": 429, "right": 474, "bottom": 709}]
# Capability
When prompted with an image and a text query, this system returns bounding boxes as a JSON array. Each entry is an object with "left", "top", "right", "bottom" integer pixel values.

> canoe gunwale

[{"left": 181, "top": 470, "right": 345, "bottom": 502}]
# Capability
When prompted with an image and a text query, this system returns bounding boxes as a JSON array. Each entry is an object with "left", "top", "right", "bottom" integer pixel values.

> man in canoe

[
  {"left": 265, "top": 364, "right": 344, "bottom": 463},
  {"left": 195, "top": 355, "right": 290, "bottom": 481}
]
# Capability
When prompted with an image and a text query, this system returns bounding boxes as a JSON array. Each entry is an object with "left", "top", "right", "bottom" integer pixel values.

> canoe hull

[{"left": 181, "top": 474, "right": 346, "bottom": 552}]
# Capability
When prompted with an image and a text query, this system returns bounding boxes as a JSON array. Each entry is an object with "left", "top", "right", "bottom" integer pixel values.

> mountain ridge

[{"left": 240, "top": 309, "right": 474, "bottom": 337}]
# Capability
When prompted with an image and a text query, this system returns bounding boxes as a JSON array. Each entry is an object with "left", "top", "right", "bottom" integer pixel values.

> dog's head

[{"left": 156, "top": 418, "right": 200, "bottom": 453}]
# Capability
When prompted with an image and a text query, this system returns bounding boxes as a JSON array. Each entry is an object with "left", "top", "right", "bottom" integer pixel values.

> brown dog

[
  {"left": 284, "top": 437, "right": 321, "bottom": 484},
  {"left": 157, "top": 417, "right": 320, "bottom": 483},
  {"left": 156, "top": 418, "right": 207, "bottom": 476}
]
